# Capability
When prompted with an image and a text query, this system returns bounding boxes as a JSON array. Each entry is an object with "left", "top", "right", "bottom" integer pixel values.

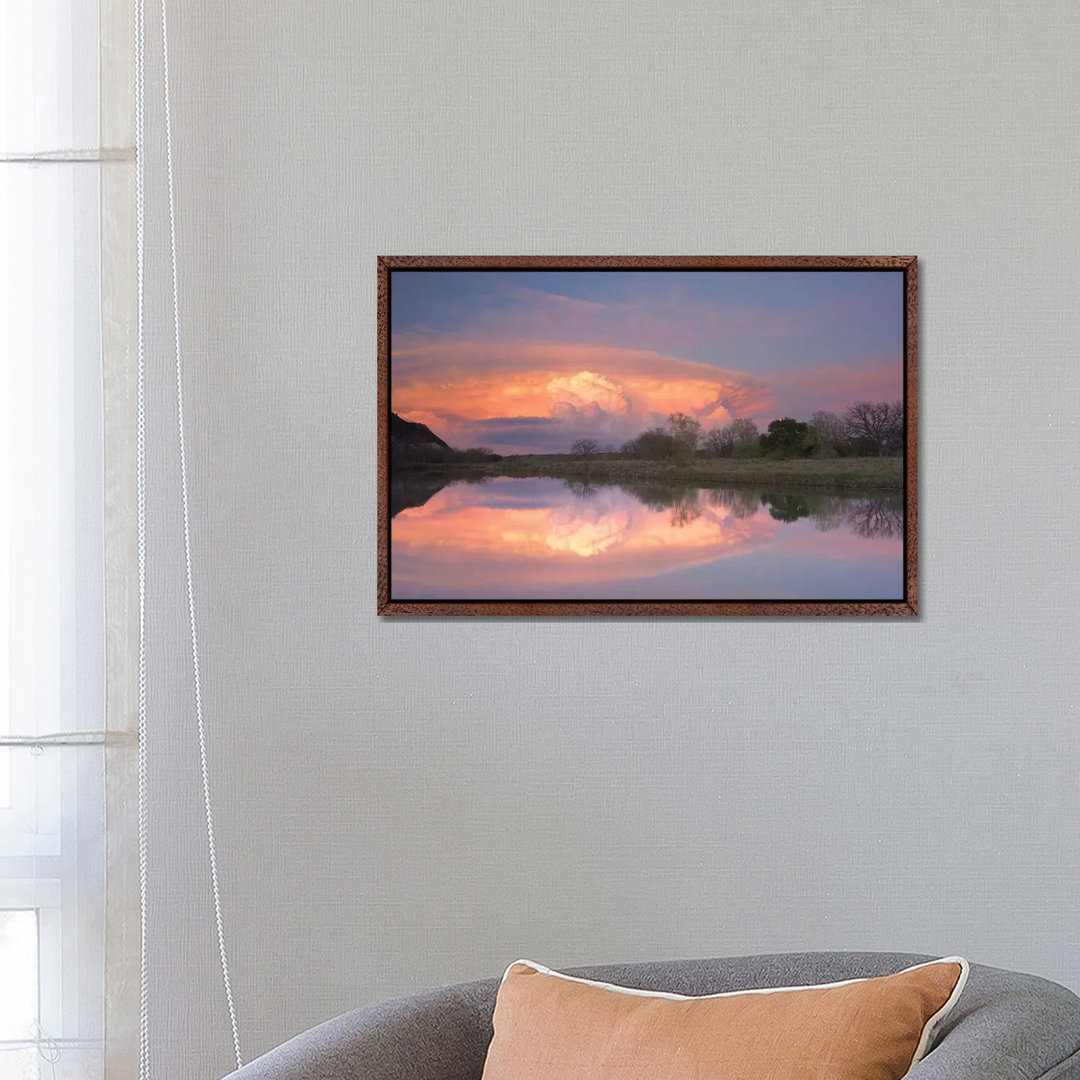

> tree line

[{"left": 572, "top": 400, "right": 904, "bottom": 461}]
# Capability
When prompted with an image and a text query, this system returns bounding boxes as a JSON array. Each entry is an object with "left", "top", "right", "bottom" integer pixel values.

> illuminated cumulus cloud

[
  {"left": 391, "top": 337, "right": 776, "bottom": 453},
  {"left": 546, "top": 371, "right": 631, "bottom": 419}
]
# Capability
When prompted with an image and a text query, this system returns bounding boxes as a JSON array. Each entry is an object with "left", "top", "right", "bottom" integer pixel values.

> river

[{"left": 390, "top": 474, "right": 903, "bottom": 602}]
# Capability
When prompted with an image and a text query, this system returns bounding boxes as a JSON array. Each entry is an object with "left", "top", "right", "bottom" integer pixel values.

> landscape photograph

[{"left": 379, "top": 257, "right": 915, "bottom": 614}]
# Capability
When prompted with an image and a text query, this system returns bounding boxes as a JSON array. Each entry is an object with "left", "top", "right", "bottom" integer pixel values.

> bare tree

[
  {"left": 727, "top": 417, "right": 759, "bottom": 443},
  {"left": 666, "top": 412, "right": 703, "bottom": 455},
  {"left": 703, "top": 417, "right": 756, "bottom": 457},
  {"left": 570, "top": 437, "right": 601, "bottom": 458},
  {"left": 810, "top": 410, "right": 846, "bottom": 451},
  {"left": 703, "top": 428, "right": 733, "bottom": 456},
  {"left": 843, "top": 401, "right": 903, "bottom": 456},
  {"left": 883, "top": 400, "right": 904, "bottom": 453}
]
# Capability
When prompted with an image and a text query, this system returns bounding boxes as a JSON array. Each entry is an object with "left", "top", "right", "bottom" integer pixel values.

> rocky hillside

[{"left": 389, "top": 411, "right": 454, "bottom": 463}]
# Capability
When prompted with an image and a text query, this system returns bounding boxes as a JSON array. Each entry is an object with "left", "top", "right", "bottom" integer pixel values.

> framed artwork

[{"left": 378, "top": 256, "right": 916, "bottom": 616}]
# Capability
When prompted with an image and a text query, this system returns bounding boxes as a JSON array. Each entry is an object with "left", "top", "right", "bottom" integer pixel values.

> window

[{"left": 2, "top": 2, "right": 114, "bottom": 1077}]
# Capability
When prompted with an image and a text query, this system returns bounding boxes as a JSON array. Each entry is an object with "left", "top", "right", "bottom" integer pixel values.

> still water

[{"left": 390, "top": 474, "right": 903, "bottom": 601}]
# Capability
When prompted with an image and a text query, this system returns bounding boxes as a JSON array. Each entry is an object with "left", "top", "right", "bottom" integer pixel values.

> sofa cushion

[{"left": 480, "top": 956, "right": 968, "bottom": 1080}]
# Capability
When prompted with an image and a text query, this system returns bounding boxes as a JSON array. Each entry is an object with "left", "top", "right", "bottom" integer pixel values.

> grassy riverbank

[{"left": 442, "top": 454, "right": 904, "bottom": 493}]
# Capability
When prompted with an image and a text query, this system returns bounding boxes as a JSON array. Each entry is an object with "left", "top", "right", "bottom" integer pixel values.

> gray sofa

[{"left": 224, "top": 952, "right": 1080, "bottom": 1079}]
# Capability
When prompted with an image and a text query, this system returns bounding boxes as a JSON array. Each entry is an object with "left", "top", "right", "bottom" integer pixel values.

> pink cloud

[
  {"left": 454, "top": 281, "right": 802, "bottom": 355},
  {"left": 391, "top": 338, "right": 778, "bottom": 452},
  {"left": 758, "top": 359, "right": 904, "bottom": 422}
]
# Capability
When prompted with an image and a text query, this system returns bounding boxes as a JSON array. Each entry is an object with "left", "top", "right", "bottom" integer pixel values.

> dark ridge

[{"left": 389, "top": 411, "right": 453, "bottom": 452}]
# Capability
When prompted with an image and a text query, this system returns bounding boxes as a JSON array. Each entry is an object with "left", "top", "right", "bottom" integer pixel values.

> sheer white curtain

[{"left": 1, "top": 2, "right": 137, "bottom": 1078}]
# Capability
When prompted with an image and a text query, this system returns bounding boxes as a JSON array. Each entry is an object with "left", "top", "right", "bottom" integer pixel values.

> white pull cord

[
  {"left": 134, "top": 0, "right": 151, "bottom": 1074},
  {"left": 135, "top": 0, "right": 244, "bottom": 1070},
  {"left": 159, "top": 0, "right": 244, "bottom": 1064}
]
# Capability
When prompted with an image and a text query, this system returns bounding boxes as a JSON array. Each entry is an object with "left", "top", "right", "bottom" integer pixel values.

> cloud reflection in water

[{"left": 390, "top": 476, "right": 902, "bottom": 601}]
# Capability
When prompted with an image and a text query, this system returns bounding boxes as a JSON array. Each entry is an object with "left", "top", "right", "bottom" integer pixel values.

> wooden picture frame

[{"left": 378, "top": 256, "right": 916, "bottom": 617}]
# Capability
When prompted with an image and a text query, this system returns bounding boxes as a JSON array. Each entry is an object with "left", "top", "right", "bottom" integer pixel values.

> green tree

[{"left": 760, "top": 417, "right": 811, "bottom": 457}]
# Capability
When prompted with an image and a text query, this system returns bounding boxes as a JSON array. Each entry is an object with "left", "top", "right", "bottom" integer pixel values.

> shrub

[
  {"left": 621, "top": 428, "right": 683, "bottom": 461},
  {"left": 455, "top": 447, "right": 501, "bottom": 463},
  {"left": 731, "top": 437, "right": 762, "bottom": 459}
]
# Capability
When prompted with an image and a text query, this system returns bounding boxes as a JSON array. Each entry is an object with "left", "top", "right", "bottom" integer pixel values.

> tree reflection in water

[
  {"left": 612, "top": 483, "right": 901, "bottom": 540},
  {"left": 706, "top": 488, "right": 761, "bottom": 520},
  {"left": 608, "top": 483, "right": 702, "bottom": 528},
  {"left": 564, "top": 479, "right": 600, "bottom": 501},
  {"left": 842, "top": 498, "right": 903, "bottom": 539},
  {"left": 761, "top": 491, "right": 815, "bottom": 524},
  {"left": 756, "top": 491, "right": 902, "bottom": 539}
]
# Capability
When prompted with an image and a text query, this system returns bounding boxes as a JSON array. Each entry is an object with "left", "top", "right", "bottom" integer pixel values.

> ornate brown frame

[{"left": 377, "top": 255, "right": 917, "bottom": 617}]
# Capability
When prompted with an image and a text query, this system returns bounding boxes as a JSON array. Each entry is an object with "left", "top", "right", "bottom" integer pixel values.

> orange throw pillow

[{"left": 481, "top": 957, "right": 968, "bottom": 1080}]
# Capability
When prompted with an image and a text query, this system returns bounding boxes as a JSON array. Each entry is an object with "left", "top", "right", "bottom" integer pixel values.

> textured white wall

[{"left": 139, "top": 2, "right": 1080, "bottom": 1076}]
